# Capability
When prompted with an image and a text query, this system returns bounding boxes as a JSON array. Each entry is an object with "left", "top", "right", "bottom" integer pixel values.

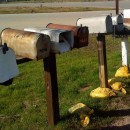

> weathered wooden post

[
  {"left": 116, "top": 0, "right": 119, "bottom": 15},
  {"left": 43, "top": 53, "right": 60, "bottom": 125},
  {"left": 97, "top": 34, "right": 108, "bottom": 88},
  {"left": 24, "top": 27, "right": 74, "bottom": 126},
  {"left": 77, "top": 16, "right": 113, "bottom": 89}
]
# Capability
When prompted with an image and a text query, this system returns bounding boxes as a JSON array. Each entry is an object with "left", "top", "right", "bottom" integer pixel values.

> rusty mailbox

[
  {"left": 123, "top": 9, "right": 130, "bottom": 29},
  {"left": 46, "top": 23, "right": 89, "bottom": 48},
  {"left": 1, "top": 28, "right": 50, "bottom": 60},
  {"left": 76, "top": 15, "right": 113, "bottom": 34},
  {"left": 112, "top": 14, "right": 124, "bottom": 32},
  {"left": 24, "top": 27, "right": 74, "bottom": 54}
]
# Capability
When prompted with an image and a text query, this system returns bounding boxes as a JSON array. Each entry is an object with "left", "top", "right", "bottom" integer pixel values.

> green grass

[
  {"left": 0, "top": 35, "right": 130, "bottom": 130},
  {"left": 0, "top": 6, "right": 114, "bottom": 14}
]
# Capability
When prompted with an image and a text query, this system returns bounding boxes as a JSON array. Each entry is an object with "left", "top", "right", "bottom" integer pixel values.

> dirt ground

[{"left": 101, "top": 92, "right": 130, "bottom": 130}]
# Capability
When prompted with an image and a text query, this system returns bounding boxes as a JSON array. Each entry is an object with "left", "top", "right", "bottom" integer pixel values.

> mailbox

[
  {"left": 0, "top": 45, "right": 19, "bottom": 83},
  {"left": 76, "top": 15, "right": 113, "bottom": 34},
  {"left": 24, "top": 27, "right": 74, "bottom": 54},
  {"left": 123, "top": 9, "right": 130, "bottom": 29},
  {"left": 112, "top": 14, "right": 124, "bottom": 32},
  {"left": 1, "top": 28, "right": 50, "bottom": 60},
  {"left": 46, "top": 23, "right": 89, "bottom": 48}
]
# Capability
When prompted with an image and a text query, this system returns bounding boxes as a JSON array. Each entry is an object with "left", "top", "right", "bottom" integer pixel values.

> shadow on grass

[
  {"left": 100, "top": 124, "right": 130, "bottom": 130},
  {"left": 95, "top": 109, "right": 130, "bottom": 117}
]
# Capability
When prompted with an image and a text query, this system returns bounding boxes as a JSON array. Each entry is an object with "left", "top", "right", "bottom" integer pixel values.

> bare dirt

[{"left": 101, "top": 93, "right": 130, "bottom": 130}]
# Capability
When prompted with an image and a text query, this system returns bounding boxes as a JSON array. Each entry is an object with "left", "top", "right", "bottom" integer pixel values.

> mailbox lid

[
  {"left": 46, "top": 23, "right": 89, "bottom": 48},
  {"left": 77, "top": 15, "right": 113, "bottom": 34},
  {"left": 47, "top": 23, "right": 79, "bottom": 36},
  {"left": 112, "top": 15, "right": 124, "bottom": 32},
  {"left": 1, "top": 28, "right": 50, "bottom": 60},
  {"left": 24, "top": 27, "right": 74, "bottom": 53},
  {"left": 0, "top": 47, "right": 19, "bottom": 83}
]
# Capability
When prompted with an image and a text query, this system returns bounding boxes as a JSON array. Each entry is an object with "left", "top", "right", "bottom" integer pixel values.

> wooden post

[
  {"left": 97, "top": 34, "right": 108, "bottom": 88},
  {"left": 43, "top": 53, "right": 60, "bottom": 126},
  {"left": 116, "top": 0, "right": 119, "bottom": 15}
]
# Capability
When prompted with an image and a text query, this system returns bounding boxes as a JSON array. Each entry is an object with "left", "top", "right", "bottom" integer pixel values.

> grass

[
  {"left": 0, "top": 6, "right": 114, "bottom": 14},
  {"left": 0, "top": 35, "right": 130, "bottom": 130}
]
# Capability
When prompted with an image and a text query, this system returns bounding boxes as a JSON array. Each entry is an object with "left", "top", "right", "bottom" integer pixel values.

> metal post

[
  {"left": 116, "top": 0, "right": 119, "bottom": 15},
  {"left": 121, "top": 37, "right": 129, "bottom": 67},
  {"left": 97, "top": 34, "right": 108, "bottom": 88},
  {"left": 43, "top": 53, "right": 60, "bottom": 126}
]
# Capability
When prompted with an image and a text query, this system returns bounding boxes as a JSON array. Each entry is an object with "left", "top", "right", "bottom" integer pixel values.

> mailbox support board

[
  {"left": 43, "top": 53, "right": 60, "bottom": 126},
  {"left": 121, "top": 37, "right": 129, "bottom": 67},
  {"left": 97, "top": 34, "right": 108, "bottom": 88}
]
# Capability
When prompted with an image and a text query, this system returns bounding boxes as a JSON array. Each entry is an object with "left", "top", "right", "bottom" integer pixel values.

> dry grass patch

[{"left": 0, "top": 6, "right": 114, "bottom": 14}]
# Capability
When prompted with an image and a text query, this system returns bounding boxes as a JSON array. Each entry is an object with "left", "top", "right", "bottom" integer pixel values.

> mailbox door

[
  {"left": 0, "top": 47, "right": 19, "bottom": 83},
  {"left": 77, "top": 26, "right": 89, "bottom": 48},
  {"left": 112, "top": 15, "right": 124, "bottom": 32}
]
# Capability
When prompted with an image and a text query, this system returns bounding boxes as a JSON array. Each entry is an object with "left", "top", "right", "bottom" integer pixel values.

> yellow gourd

[
  {"left": 115, "top": 66, "right": 130, "bottom": 77},
  {"left": 68, "top": 103, "right": 94, "bottom": 127},
  {"left": 90, "top": 87, "right": 116, "bottom": 98}
]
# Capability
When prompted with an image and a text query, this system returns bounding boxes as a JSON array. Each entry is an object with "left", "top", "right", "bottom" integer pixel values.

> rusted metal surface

[
  {"left": 44, "top": 53, "right": 60, "bottom": 126},
  {"left": 123, "top": 18, "right": 130, "bottom": 29},
  {"left": 97, "top": 34, "right": 108, "bottom": 88},
  {"left": 1, "top": 28, "right": 50, "bottom": 60},
  {"left": 116, "top": 0, "right": 119, "bottom": 15},
  {"left": 77, "top": 16, "right": 113, "bottom": 34},
  {"left": 46, "top": 23, "right": 89, "bottom": 48}
]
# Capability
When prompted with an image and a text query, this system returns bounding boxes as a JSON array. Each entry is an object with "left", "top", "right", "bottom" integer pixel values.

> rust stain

[{"left": 1, "top": 28, "right": 50, "bottom": 60}]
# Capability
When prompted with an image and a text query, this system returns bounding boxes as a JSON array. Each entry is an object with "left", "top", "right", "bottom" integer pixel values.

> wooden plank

[
  {"left": 121, "top": 37, "right": 129, "bottom": 67},
  {"left": 97, "top": 34, "right": 108, "bottom": 88},
  {"left": 43, "top": 53, "right": 60, "bottom": 126}
]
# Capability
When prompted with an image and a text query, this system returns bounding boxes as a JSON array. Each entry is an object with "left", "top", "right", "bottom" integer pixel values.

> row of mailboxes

[
  {"left": 0, "top": 25, "right": 89, "bottom": 60},
  {"left": 0, "top": 26, "right": 89, "bottom": 83}
]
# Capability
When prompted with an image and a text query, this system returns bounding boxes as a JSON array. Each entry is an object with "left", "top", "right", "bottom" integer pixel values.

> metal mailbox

[
  {"left": 76, "top": 15, "right": 113, "bottom": 34},
  {"left": 46, "top": 23, "right": 89, "bottom": 48},
  {"left": 0, "top": 45, "right": 19, "bottom": 83},
  {"left": 1, "top": 28, "right": 50, "bottom": 60},
  {"left": 24, "top": 27, "right": 74, "bottom": 53},
  {"left": 112, "top": 14, "right": 124, "bottom": 32},
  {"left": 123, "top": 9, "right": 130, "bottom": 29}
]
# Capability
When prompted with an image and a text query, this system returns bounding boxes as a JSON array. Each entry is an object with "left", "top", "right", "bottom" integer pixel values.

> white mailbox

[
  {"left": 1, "top": 28, "right": 50, "bottom": 60},
  {"left": 24, "top": 27, "right": 74, "bottom": 54},
  {"left": 123, "top": 9, "right": 130, "bottom": 29},
  {"left": 0, "top": 45, "right": 19, "bottom": 83},
  {"left": 112, "top": 14, "right": 124, "bottom": 32},
  {"left": 76, "top": 15, "right": 113, "bottom": 34}
]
